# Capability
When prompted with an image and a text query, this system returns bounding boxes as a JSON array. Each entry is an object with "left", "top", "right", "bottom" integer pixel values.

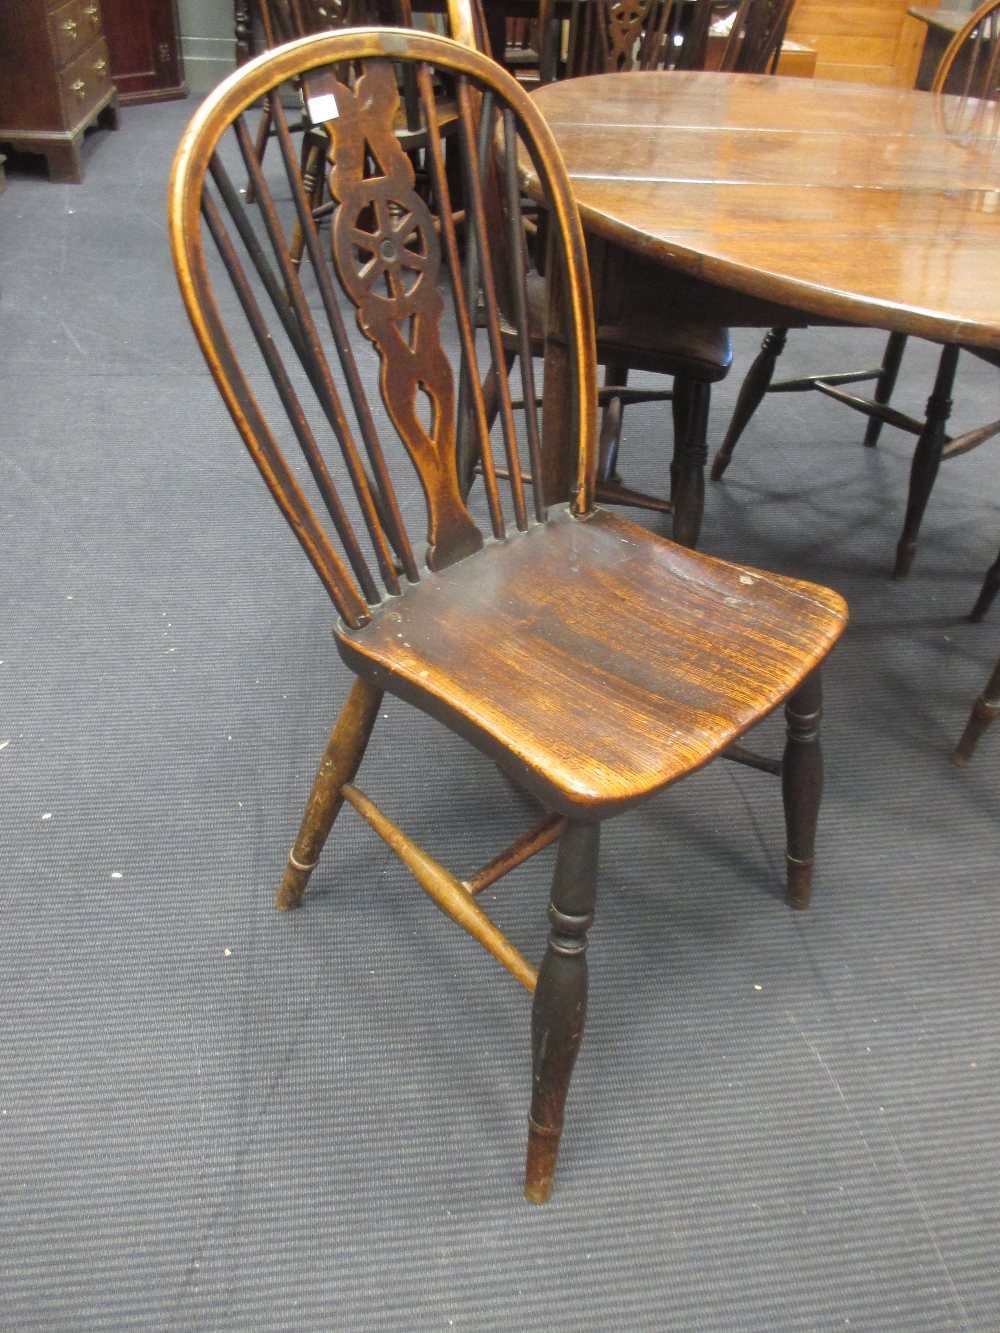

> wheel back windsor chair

[
  {"left": 169, "top": 27, "right": 846, "bottom": 1201},
  {"left": 713, "top": 0, "right": 1000, "bottom": 582}
]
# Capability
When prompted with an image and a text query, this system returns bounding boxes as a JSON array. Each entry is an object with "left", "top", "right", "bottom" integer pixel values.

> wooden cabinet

[
  {"left": 0, "top": 0, "right": 118, "bottom": 182},
  {"left": 100, "top": 0, "right": 186, "bottom": 104},
  {"left": 786, "top": 0, "right": 937, "bottom": 86}
]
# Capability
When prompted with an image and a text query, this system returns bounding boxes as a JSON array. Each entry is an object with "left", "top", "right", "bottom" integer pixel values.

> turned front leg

[
  {"left": 275, "top": 678, "right": 383, "bottom": 911},
  {"left": 525, "top": 821, "right": 600, "bottom": 1203},
  {"left": 782, "top": 669, "right": 824, "bottom": 911}
]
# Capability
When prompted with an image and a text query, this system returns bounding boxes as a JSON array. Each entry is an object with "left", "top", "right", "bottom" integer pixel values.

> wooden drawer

[
  {"left": 59, "top": 36, "right": 112, "bottom": 124},
  {"left": 49, "top": 0, "right": 104, "bottom": 69}
]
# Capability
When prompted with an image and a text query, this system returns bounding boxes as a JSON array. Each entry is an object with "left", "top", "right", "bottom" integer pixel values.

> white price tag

[{"left": 307, "top": 92, "right": 339, "bottom": 124}]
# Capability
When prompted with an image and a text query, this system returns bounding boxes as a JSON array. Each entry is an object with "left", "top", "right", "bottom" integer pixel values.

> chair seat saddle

[{"left": 337, "top": 508, "right": 846, "bottom": 820}]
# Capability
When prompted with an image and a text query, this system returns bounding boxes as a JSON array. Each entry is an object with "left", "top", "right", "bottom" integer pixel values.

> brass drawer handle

[
  {"left": 70, "top": 78, "right": 86, "bottom": 98},
  {"left": 94, "top": 58, "right": 107, "bottom": 74},
  {"left": 62, "top": 18, "right": 78, "bottom": 35},
  {"left": 83, "top": 4, "right": 99, "bottom": 13}
]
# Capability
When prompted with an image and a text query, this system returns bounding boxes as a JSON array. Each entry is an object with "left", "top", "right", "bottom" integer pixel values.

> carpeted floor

[{"left": 1, "top": 97, "right": 998, "bottom": 1331}]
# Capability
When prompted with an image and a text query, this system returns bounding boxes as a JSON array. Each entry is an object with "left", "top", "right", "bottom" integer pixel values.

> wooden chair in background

[
  {"left": 169, "top": 29, "right": 846, "bottom": 1201},
  {"left": 548, "top": 0, "right": 794, "bottom": 83},
  {"left": 253, "top": 0, "right": 460, "bottom": 268},
  {"left": 450, "top": 0, "right": 795, "bottom": 544},
  {"left": 712, "top": 0, "right": 1000, "bottom": 582}
]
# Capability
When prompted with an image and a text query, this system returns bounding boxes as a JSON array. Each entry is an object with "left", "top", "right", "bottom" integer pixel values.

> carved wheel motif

[{"left": 335, "top": 187, "right": 437, "bottom": 314}]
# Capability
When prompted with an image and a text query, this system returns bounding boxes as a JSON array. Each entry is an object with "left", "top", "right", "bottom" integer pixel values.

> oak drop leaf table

[{"left": 528, "top": 72, "right": 1000, "bottom": 553}]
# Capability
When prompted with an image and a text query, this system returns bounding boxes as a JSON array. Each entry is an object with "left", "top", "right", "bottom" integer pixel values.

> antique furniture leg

[
  {"left": 289, "top": 132, "right": 327, "bottom": 272},
  {"left": 99, "top": 98, "right": 120, "bottom": 132},
  {"left": 597, "top": 360, "right": 628, "bottom": 483},
  {"left": 893, "top": 343, "right": 959, "bottom": 580},
  {"left": 711, "top": 326, "right": 788, "bottom": 481},
  {"left": 781, "top": 667, "right": 823, "bottom": 910},
  {"left": 45, "top": 140, "right": 84, "bottom": 185},
  {"left": 970, "top": 545, "right": 1000, "bottom": 622},
  {"left": 275, "top": 678, "right": 384, "bottom": 910},
  {"left": 862, "top": 331, "right": 908, "bottom": 448},
  {"left": 526, "top": 820, "right": 600, "bottom": 1203},
  {"left": 671, "top": 375, "right": 710, "bottom": 547},
  {"left": 235, "top": 0, "right": 254, "bottom": 65},
  {"left": 953, "top": 655, "right": 1000, "bottom": 764}
]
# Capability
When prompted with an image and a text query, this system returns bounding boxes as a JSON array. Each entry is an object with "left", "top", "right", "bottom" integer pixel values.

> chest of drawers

[{"left": 0, "top": 0, "right": 119, "bottom": 182}]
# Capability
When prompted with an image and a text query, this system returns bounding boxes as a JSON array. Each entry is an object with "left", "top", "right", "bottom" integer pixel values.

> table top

[{"left": 530, "top": 72, "right": 1000, "bottom": 350}]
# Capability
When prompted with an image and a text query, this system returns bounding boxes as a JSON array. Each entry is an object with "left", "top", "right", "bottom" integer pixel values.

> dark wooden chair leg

[
  {"left": 953, "top": 655, "right": 1000, "bottom": 765},
  {"left": 670, "top": 375, "right": 710, "bottom": 548},
  {"left": 289, "top": 133, "right": 327, "bottom": 272},
  {"left": 525, "top": 820, "right": 600, "bottom": 1204},
  {"left": 275, "top": 678, "right": 384, "bottom": 911},
  {"left": 781, "top": 667, "right": 823, "bottom": 910},
  {"left": 597, "top": 361, "right": 629, "bottom": 483},
  {"left": 862, "top": 331, "right": 908, "bottom": 448},
  {"left": 893, "top": 343, "right": 959, "bottom": 580},
  {"left": 711, "top": 326, "right": 788, "bottom": 481},
  {"left": 970, "top": 545, "right": 1000, "bottom": 622}
]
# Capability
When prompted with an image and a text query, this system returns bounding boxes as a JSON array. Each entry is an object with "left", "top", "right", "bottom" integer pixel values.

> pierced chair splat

[{"left": 169, "top": 28, "right": 847, "bottom": 1202}]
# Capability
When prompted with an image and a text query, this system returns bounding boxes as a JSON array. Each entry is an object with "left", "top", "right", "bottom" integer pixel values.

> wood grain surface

[
  {"left": 336, "top": 507, "right": 846, "bottom": 821},
  {"left": 528, "top": 71, "right": 1000, "bottom": 349}
]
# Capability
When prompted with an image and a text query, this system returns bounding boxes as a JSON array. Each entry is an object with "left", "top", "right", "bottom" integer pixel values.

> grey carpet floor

[{"left": 1, "top": 97, "right": 999, "bottom": 1331}]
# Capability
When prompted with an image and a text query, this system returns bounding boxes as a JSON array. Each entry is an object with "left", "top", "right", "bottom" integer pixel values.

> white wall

[{"left": 177, "top": 0, "right": 237, "bottom": 93}]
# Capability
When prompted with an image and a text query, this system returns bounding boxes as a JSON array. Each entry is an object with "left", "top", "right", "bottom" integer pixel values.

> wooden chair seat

[
  {"left": 392, "top": 93, "right": 460, "bottom": 146},
  {"left": 337, "top": 507, "right": 845, "bottom": 819},
  {"left": 521, "top": 268, "right": 732, "bottom": 383}
]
